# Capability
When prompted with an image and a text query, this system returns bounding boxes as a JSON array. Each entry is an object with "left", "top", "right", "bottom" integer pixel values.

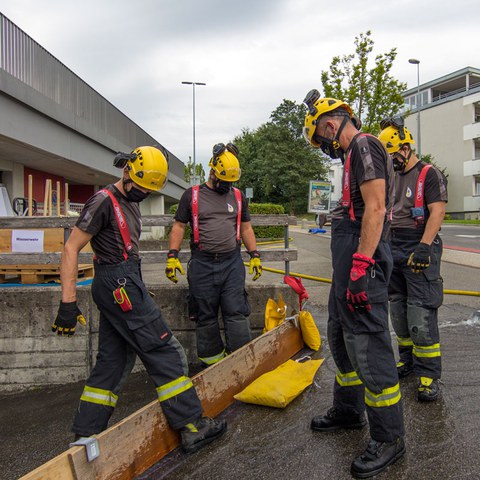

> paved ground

[{"left": 1, "top": 226, "right": 479, "bottom": 479}]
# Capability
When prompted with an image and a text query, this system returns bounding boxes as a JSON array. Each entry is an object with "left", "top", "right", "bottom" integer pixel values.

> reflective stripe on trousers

[
  {"left": 336, "top": 370, "right": 363, "bottom": 387},
  {"left": 157, "top": 376, "right": 195, "bottom": 402},
  {"left": 80, "top": 386, "right": 118, "bottom": 408},
  {"left": 199, "top": 349, "right": 226, "bottom": 366}
]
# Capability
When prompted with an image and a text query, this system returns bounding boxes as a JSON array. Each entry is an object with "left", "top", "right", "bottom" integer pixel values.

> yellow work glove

[
  {"left": 248, "top": 250, "right": 262, "bottom": 281},
  {"left": 165, "top": 249, "right": 185, "bottom": 283},
  {"left": 52, "top": 301, "right": 86, "bottom": 336},
  {"left": 407, "top": 242, "right": 431, "bottom": 273}
]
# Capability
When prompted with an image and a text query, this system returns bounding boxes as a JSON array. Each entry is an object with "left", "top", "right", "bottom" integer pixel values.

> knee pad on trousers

[
  {"left": 389, "top": 300, "right": 408, "bottom": 337},
  {"left": 407, "top": 304, "right": 437, "bottom": 345}
]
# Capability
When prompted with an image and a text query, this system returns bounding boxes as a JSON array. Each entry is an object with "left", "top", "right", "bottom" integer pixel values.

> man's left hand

[
  {"left": 248, "top": 250, "right": 262, "bottom": 281},
  {"left": 407, "top": 242, "right": 431, "bottom": 273},
  {"left": 346, "top": 253, "right": 375, "bottom": 313}
]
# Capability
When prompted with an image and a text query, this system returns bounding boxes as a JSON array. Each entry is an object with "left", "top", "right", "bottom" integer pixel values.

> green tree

[
  {"left": 184, "top": 158, "right": 205, "bottom": 184},
  {"left": 234, "top": 100, "right": 329, "bottom": 214},
  {"left": 418, "top": 153, "right": 448, "bottom": 177},
  {"left": 321, "top": 31, "right": 407, "bottom": 135}
]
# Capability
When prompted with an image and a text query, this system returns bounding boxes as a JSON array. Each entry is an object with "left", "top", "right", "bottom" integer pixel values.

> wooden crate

[
  {"left": 0, "top": 264, "right": 94, "bottom": 284},
  {"left": 0, "top": 228, "right": 92, "bottom": 253}
]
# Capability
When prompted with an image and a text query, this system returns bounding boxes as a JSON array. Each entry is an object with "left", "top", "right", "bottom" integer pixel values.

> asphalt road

[{"left": 438, "top": 224, "right": 480, "bottom": 251}]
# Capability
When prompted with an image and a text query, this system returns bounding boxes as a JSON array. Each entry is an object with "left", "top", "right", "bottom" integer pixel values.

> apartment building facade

[{"left": 403, "top": 66, "right": 480, "bottom": 219}]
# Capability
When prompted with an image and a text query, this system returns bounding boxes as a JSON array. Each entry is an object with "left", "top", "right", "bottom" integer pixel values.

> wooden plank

[
  {"left": 0, "top": 248, "right": 297, "bottom": 265},
  {"left": 20, "top": 320, "right": 304, "bottom": 480},
  {"left": 0, "top": 264, "right": 93, "bottom": 284},
  {"left": 0, "top": 214, "right": 296, "bottom": 229}
]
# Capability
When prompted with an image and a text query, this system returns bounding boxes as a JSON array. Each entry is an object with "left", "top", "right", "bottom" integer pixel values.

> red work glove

[{"left": 346, "top": 253, "right": 375, "bottom": 313}]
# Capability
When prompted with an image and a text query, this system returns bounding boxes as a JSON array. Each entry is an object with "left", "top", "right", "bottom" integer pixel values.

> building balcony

[
  {"left": 464, "top": 122, "right": 480, "bottom": 140},
  {"left": 464, "top": 195, "right": 480, "bottom": 211},
  {"left": 464, "top": 159, "right": 480, "bottom": 176}
]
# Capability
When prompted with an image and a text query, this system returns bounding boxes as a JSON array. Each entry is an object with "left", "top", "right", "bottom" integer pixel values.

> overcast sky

[{"left": 1, "top": 0, "right": 479, "bottom": 172}]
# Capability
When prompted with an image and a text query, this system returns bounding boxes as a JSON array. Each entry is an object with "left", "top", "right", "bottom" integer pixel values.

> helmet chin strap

[{"left": 394, "top": 146, "right": 413, "bottom": 172}]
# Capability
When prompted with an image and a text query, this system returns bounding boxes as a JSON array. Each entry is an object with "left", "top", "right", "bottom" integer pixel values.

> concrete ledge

[{"left": 0, "top": 283, "right": 297, "bottom": 392}]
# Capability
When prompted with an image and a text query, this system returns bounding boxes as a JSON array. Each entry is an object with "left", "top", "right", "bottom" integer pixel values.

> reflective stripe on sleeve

[
  {"left": 365, "top": 383, "right": 401, "bottom": 408},
  {"left": 335, "top": 370, "right": 363, "bottom": 387},
  {"left": 156, "top": 376, "right": 194, "bottom": 402},
  {"left": 413, "top": 343, "right": 441, "bottom": 358},
  {"left": 80, "top": 386, "right": 118, "bottom": 408}
]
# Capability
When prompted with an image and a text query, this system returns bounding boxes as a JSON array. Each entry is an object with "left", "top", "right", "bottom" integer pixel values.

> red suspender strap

[
  {"left": 341, "top": 150, "right": 356, "bottom": 221},
  {"left": 233, "top": 187, "right": 242, "bottom": 242},
  {"left": 341, "top": 133, "right": 385, "bottom": 222},
  {"left": 100, "top": 189, "right": 133, "bottom": 260},
  {"left": 191, "top": 185, "right": 242, "bottom": 248},
  {"left": 192, "top": 185, "right": 200, "bottom": 246},
  {"left": 414, "top": 164, "right": 432, "bottom": 225}
]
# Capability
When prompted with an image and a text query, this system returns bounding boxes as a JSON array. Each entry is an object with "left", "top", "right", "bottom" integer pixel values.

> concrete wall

[{"left": 0, "top": 284, "right": 296, "bottom": 392}]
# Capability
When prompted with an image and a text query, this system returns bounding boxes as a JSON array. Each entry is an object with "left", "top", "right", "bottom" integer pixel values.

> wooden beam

[
  {"left": 0, "top": 214, "right": 296, "bottom": 229},
  {"left": 0, "top": 248, "right": 298, "bottom": 265},
  {"left": 20, "top": 320, "right": 304, "bottom": 480}
]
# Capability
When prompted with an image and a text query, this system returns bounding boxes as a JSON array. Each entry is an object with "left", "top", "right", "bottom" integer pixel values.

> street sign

[
  {"left": 308, "top": 180, "right": 331, "bottom": 214},
  {"left": 246, "top": 188, "right": 253, "bottom": 199}
]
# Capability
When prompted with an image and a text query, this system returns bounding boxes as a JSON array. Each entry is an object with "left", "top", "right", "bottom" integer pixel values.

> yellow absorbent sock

[
  {"left": 298, "top": 310, "right": 321, "bottom": 351},
  {"left": 263, "top": 294, "right": 287, "bottom": 333},
  {"left": 234, "top": 357, "right": 324, "bottom": 408}
]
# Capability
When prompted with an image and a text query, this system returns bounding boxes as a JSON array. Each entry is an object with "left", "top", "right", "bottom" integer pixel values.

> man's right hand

[
  {"left": 52, "top": 301, "right": 86, "bottom": 336},
  {"left": 165, "top": 249, "right": 185, "bottom": 283}
]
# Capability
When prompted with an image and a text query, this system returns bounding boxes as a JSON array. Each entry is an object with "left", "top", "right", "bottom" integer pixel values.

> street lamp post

[
  {"left": 182, "top": 81, "right": 206, "bottom": 185},
  {"left": 408, "top": 58, "right": 421, "bottom": 158}
]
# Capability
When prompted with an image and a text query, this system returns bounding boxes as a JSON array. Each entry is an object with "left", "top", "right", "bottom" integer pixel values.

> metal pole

[
  {"left": 182, "top": 81, "right": 206, "bottom": 185},
  {"left": 409, "top": 59, "right": 421, "bottom": 158},
  {"left": 416, "top": 63, "right": 421, "bottom": 158}
]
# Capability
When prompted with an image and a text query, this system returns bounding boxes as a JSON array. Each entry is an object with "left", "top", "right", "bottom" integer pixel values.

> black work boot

[
  {"left": 351, "top": 437, "right": 406, "bottom": 479},
  {"left": 180, "top": 417, "right": 227, "bottom": 454},
  {"left": 311, "top": 407, "right": 367, "bottom": 432},
  {"left": 417, "top": 377, "right": 440, "bottom": 401},
  {"left": 396, "top": 360, "right": 413, "bottom": 379}
]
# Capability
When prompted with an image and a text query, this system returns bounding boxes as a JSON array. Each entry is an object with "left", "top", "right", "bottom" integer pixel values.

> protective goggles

[
  {"left": 380, "top": 116, "right": 406, "bottom": 141},
  {"left": 303, "top": 89, "right": 321, "bottom": 117},
  {"left": 212, "top": 142, "right": 239, "bottom": 159}
]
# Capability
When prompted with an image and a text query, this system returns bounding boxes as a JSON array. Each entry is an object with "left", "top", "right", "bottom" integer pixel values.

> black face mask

[
  {"left": 212, "top": 178, "right": 232, "bottom": 195},
  {"left": 312, "top": 115, "right": 349, "bottom": 161},
  {"left": 124, "top": 182, "right": 150, "bottom": 203},
  {"left": 392, "top": 148, "right": 413, "bottom": 172}
]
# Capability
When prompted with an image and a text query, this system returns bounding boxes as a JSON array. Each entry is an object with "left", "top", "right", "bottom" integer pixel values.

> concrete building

[
  {"left": 0, "top": 13, "right": 188, "bottom": 238},
  {"left": 403, "top": 66, "right": 480, "bottom": 219}
]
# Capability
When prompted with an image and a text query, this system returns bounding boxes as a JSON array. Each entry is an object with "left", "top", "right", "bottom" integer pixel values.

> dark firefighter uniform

[
  {"left": 329, "top": 134, "right": 404, "bottom": 442},
  {"left": 174, "top": 184, "right": 252, "bottom": 365},
  {"left": 72, "top": 185, "right": 202, "bottom": 436},
  {"left": 389, "top": 162, "right": 448, "bottom": 380}
]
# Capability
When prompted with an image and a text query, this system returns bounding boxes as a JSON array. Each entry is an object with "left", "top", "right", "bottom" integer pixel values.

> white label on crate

[{"left": 12, "top": 230, "right": 44, "bottom": 253}]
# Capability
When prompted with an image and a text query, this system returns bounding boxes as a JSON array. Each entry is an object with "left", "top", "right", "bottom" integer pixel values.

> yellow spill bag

[
  {"left": 298, "top": 310, "right": 321, "bottom": 351},
  {"left": 263, "top": 294, "right": 287, "bottom": 333},
  {"left": 234, "top": 357, "right": 324, "bottom": 408}
]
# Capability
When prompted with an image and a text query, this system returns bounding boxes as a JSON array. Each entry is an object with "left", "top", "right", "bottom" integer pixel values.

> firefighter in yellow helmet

[
  {"left": 165, "top": 142, "right": 261, "bottom": 367},
  {"left": 302, "top": 89, "right": 405, "bottom": 479},
  {"left": 379, "top": 117, "right": 448, "bottom": 403},
  {"left": 52, "top": 146, "right": 226, "bottom": 453}
]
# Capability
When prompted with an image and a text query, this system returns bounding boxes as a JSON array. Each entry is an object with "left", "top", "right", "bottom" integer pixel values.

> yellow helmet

[
  {"left": 302, "top": 89, "right": 353, "bottom": 147},
  {"left": 127, "top": 146, "right": 168, "bottom": 191},
  {"left": 208, "top": 143, "right": 241, "bottom": 182},
  {"left": 378, "top": 117, "right": 415, "bottom": 154}
]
